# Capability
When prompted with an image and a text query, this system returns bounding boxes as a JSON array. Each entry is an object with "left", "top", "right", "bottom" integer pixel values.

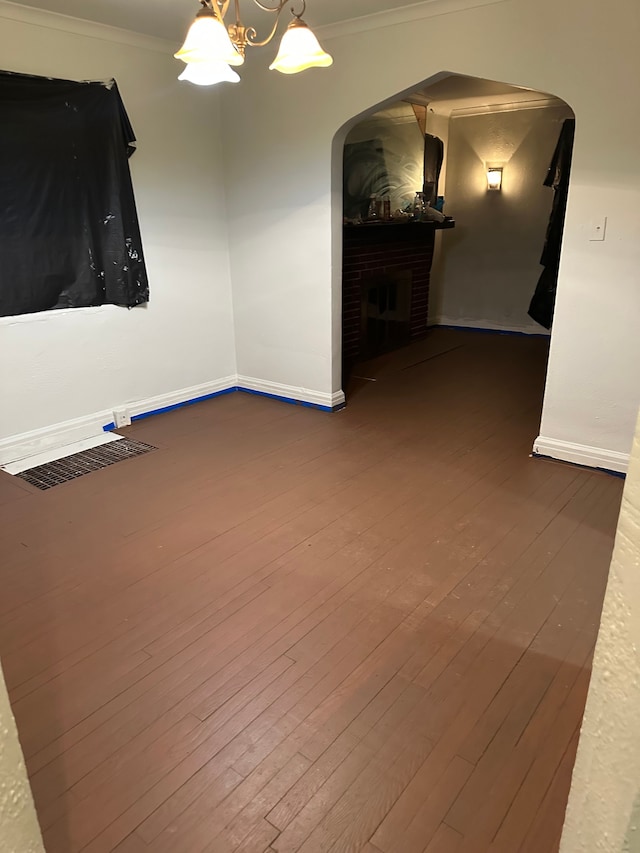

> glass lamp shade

[
  {"left": 487, "top": 168, "right": 503, "bottom": 190},
  {"left": 175, "top": 9, "right": 244, "bottom": 67},
  {"left": 269, "top": 19, "right": 333, "bottom": 74},
  {"left": 178, "top": 60, "right": 240, "bottom": 86}
]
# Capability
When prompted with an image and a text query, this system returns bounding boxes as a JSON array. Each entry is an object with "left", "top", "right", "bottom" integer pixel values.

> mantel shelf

[{"left": 344, "top": 218, "right": 455, "bottom": 230}]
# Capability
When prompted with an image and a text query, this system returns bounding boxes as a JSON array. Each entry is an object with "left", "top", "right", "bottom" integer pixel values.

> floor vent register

[{"left": 17, "top": 439, "right": 156, "bottom": 490}]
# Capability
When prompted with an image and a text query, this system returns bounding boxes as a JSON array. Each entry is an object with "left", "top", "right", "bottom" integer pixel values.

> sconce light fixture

[
  {"left": 487, "top": 167, "right": 503, "bottom": 191},
  {"left": 175, "top": 0, "right": 333, "bottom": 86}
]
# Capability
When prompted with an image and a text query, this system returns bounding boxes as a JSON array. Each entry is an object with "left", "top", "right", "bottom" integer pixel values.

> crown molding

[
  {"left": 0, "top": 0, "right": 510, "bottom": 57},
  {"left": 317, "top": 0, "right": 510, "bottom": 40},
  {"left": 0, "top": 0, "right": 175, "bottom": 54},
  {"left": 356, "top": 112, "right": 422, "bottom": 128},
  {"left": 449, "top": 96, "right": 567, "bottom": 117}
]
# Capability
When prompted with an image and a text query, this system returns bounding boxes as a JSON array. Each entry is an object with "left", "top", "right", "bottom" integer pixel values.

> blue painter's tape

[
  {"left": 531, "top": 451, "right": 625, "bottom": 479},
  {"left": 101, "top": 384, "right": 342, "bottom": 432},
  {"left": 236, "top": 387, "right": 333, "bottom": 412},
  {"left": 436, "top": 324, "right": 550, "bottom": 339},
  {"left": 599, "top": 468, "right": 626, "bottom": 479},
  {"left": 131, "top": 387, "right": 237, "bottom": 422}
]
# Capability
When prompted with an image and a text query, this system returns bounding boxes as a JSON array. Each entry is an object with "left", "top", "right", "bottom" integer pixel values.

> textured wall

[
  {"left": 0, "top": 663, "right": 44, "bottom": 853},
  {"left": 431, "top": 104, "right": 572, "bottom": 333},
  {"left": 560, "top": 412, "right": 640, "bottom": 852}
]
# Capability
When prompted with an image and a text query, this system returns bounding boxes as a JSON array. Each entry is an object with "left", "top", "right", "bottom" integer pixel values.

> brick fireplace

[{"left": 342, "top": 220, "right": 454, "bottom": 381}]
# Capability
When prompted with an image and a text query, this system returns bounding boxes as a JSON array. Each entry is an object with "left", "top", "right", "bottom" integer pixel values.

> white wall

[
  {"left": 0, "top": 4, "right": 236, "bottom": 455},
  {"left": 560, "top": 412, "right": 640, "bottom": 853},
  {"left": 221, "top": 0, "right": 640, "bottom": 469},
  {"left": 0, "top": 661, "right": 44, "bottom": 853},
  {"left": 430, "top": 104, "right": 571, "bottom": 334}
]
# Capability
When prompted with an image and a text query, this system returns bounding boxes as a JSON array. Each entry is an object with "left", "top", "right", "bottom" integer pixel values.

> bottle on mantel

[{"left": 366, "top": 195, "right": 378, "bottom": 220}]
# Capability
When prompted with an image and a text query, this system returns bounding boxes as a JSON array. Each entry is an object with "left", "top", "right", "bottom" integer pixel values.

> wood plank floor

[{"left": 0, "top": 329, "right": 623, "bottom": 853}]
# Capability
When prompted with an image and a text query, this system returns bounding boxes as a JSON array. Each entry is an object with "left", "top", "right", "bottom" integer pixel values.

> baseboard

[
  {"left": 0, "top": 410, "right": 114, "bottom": 467},
  {"left": 533, "top": 435, "right": 629, "bottom": 475},
  {"left": 127, "top": 376, "right": 238, "bottom": 423},
  {"left": 433, "top": 318, "right": 550, "bottom": 337},
  {"left": 236, "top": 376, "right": 345, "bottom": 412},
  {"left": 2, "top": 432, "right": 123, "bottom": 476},
  {"left": 0, "top": 376, "right": 345, "bottom": 467}
]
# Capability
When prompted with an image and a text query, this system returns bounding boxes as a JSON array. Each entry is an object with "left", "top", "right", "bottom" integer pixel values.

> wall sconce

[{"left": 487, "top": 167, "right": 503, "bottom": 191}]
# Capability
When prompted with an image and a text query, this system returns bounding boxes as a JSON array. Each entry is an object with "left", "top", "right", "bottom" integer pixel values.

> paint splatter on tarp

[{"left": 0, "top": 70, "right": 149, "bottom": 317}]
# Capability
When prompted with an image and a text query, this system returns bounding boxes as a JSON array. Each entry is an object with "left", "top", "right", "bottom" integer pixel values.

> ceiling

[
  {"left": 8, "top": 0, "right": 418, "bottom": 42},
  {"left": 407, "top": 74, "right": 562, "bottom": 113},
  {"left": 416, "top": 76, "right": 529, "bottom": 103}
]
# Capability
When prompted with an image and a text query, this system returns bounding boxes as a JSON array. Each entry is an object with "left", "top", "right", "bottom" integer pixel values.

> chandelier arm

[
  {"left": 250, "top": 0, "right": 306, "bottom": 15},
  {"left": 250, "top": 0, "right": 288, "bottom": 12},
  {"left": 205, "top": 0, "right": 231, "bottom": 17},
  {"left": 244, "top": 12, "right": 285, "bottom": 47},
  {"left": 290, "top": 0, "right": 306, "bottom": 17}
]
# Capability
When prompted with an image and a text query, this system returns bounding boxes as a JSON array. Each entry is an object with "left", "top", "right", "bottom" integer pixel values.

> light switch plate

[{"left": 588, "top": 217, "right": 607, "bottom": 241}]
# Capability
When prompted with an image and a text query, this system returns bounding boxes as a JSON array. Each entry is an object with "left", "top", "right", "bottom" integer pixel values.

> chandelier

[{"left": 175, "top": 0, "right": 333, "bottom": 86}]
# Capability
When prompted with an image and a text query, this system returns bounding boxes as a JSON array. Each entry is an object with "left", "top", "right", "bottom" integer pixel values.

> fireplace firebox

[{"left": 342, "top": 219, "right": 454, "bottom": 382}]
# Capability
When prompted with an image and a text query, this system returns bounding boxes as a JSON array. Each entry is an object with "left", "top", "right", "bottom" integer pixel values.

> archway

[{"left": 331, "top": 72, "right": 574, "bottom": 447}]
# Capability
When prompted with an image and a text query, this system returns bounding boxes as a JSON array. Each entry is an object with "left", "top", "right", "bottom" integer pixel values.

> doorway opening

[{"left": 336, "top": 72, "right": 574, "bottom": 438}]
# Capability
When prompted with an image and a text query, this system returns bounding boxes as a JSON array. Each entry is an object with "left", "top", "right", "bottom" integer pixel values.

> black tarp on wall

[{"left": 0, "top": 70, "right": 149, "bottom": 318}]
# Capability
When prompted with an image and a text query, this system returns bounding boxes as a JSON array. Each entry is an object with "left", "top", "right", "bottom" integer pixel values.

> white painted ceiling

[
  {"left": 406, "top": 74, "right": 563, "bottom": 113},
  {"left": 417, "top": 76, "right": 529, "bottom": 103},
  {"left": 8, "top": 0, "right": 418, "bottom": 42}
]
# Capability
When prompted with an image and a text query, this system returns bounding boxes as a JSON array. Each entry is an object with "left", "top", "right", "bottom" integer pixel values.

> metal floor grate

[{"left": 16, "top": 439, "right": 157, "bottom": 490}]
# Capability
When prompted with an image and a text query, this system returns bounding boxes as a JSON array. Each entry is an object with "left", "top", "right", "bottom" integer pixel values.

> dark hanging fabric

[
  {"left": 423, "top": 133, "right": 444, "bottom": 207},
  {"left": 528, "top": 117, "right": 575, "bottom": 329},
  {"left": 0, "top": 70, "right": 149, "bottom": 318}
]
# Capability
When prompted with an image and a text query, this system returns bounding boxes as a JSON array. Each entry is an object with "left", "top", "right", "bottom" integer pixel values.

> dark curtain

[
  {"left": 528, "top": 118, "right": 575, "bottom": 329},
  {"left": 423, "top": 133, "right": 444, "bottom": 207},
  {"left": 0, "top": 70, "right": 149, "bottom": 318}
]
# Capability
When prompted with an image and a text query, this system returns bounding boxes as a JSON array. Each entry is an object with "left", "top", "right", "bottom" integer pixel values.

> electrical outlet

[
  {"left": 113, "top": 408, "right": 131, "bottom": 428},
  {"left": 588, "top": 217, "right": 607, "bottom": 241}
]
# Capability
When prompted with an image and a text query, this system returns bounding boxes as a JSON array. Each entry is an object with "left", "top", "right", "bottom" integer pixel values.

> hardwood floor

[{"left": 0, "top": 329, "right": 623, "bottom": 853}]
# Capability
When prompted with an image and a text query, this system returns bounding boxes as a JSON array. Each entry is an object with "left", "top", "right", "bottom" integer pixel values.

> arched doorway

[{"left": 332, "top": 72, "right": 574, "bottom": 444}]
